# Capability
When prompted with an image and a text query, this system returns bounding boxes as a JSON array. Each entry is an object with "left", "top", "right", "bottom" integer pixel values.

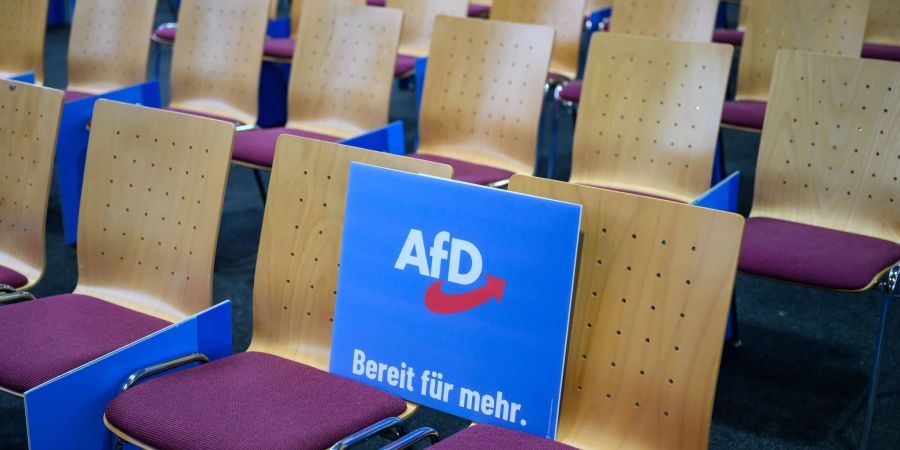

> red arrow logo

[{"left": 424, "top": 274, "right": 506, "bottom": 314}]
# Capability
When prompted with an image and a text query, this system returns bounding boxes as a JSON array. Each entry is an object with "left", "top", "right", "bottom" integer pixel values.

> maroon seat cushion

[
  {"left": 233, "top": 127, "right": 342, "bottom": 167},
  {"left": 264, "top": 37, "right": 295, "bottom": 60},
  {"left": 105, "top": 352, "right": 408, "bottom": 450},
  {"left": 0, "top": 264, "right": 28, "bottom": 289},
  {"left": 153, "top": 24, "right": 177, "bottom": 42},
  {"left": 64, "top": 90, "right": 93, "bottom": 102},
  {"left": 409, "top": 154, "right": 516, "bottom": 185},
  {"left": 739, "top": 217, "right": 900, "bottom": 291},
  {"left": 432, "top": 425, "right": 575, "bottom": 450},
  {"left": 367, "top": 0, "right": 386, "bottom": 5},
  {"left": 557, "top": 80, "right": 582, "bottom": 103},
  {"left": 721, "top": 100, "right": 767, "bottom": 130},
  {"left": 165, "top": 107, "right": 243, "bottom": 125},
  {"left": 395, "top": 54, "right": 418, "bottom": 77},
  {"left": 713, "top": 28, "right": 744, "bottom": 46},
  {"left": 0, "top": 294, "right": 170, "bottom": 393},
  {"left": 862, "top": 42, "right": 900, "bottom": 62},
  {"left": 468, "top": 4, "right": 490, "bottom": 17}
]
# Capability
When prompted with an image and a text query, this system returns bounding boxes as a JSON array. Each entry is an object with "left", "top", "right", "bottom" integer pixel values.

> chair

[
  {"left": 0, "top": 81, "right": 64, "bottom": 294},
  {"left": 102, "top": 137, "right": 453, "bottom": 450},
  {"left": 411, "top": 16, "right": 554, "bottom": 185},
  {"left": 0, "top": 0, "right": 48, "bottom": 83},
  {"left": 862, "top": 0, "right": 900, "bottom": 62},
  {"left": 232, "top": 1, "right": 403, "bottom": 187},
  {"left": 152, "top": 0, "right": 280, "bottom": 44},
  {"left": 738, "top": 50, "right": 900, "bottom": 448},
  {"left": 712, "top": 0, "right": 749, "bottom": 46},
  {"left": 262, "top": 0, "right": 366, "bottom": 61},
  {"left": 386, "top": 174, "right": 745, "bottom": 450},
  {"left": 0, "top": 100, "right": 235, "bottom": 397},
  {"left": 386, "top": 0, "right": 468, "bottom": 79},
  {"left": 721, "top": 0, "right": 869, "bottom": 132},
  {"left": 569, "top": 33, "right": 733, "bottom": 203}
]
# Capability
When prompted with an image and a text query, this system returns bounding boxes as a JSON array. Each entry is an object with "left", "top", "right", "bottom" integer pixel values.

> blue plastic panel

[
  {"left": 8, "top": 72, "right": 36, "bottom": 83},
  {"left": 340, "top": 121, "right": 406, "bottom": 155}
]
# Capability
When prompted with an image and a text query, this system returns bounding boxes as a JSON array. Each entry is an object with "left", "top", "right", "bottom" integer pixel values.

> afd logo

[{"left": 394, "top": 229, "right": 506, "bottom": 314}]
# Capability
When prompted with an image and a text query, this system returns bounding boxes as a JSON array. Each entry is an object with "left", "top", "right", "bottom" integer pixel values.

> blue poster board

[{"left": 330, "top": 164, "right": 581, "bottom": 439}]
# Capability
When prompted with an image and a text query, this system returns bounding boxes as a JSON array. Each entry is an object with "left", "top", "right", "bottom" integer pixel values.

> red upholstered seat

[
  {"left": 431, "top": 424, "right": 576, "bottom": 450},
  {"left": 395, "top": 54, "right": 417, "bottom": 77},
  {"left": 264, "top": 37, "right": 295, "bottom": 60},
  {"left": 153, "top": 24, "right": 177, "bottom": 42},
  {"left": 739, "top": 217, "right": 900, "bottom": 291},
  {"left": 557, "top": 80, "right": 582, "bottom": 103},
  {"left": 862, "top": 42, "right": 900, "bottom": 62},
  {"left": 468, "top": 4, "right": 490, "bottom": 17},
  {"left": 713, "top": 28, "right": 744, "bottom": 46},
  {"left": 64, "top": 90, "right": 93, "bottom": 102},
  {"left": 0, "top": 294, "right": 170, "bottom": 393},
  {"left": 409, "top": 154, "right": 516, "bottom": 186},
  {"left": 0, "top": 264, "right": 28, "bottom": 289},
  {"left": 722, "top": 100, "right": 767, "bottom": 130},
  {"left": 105, "top": 352, "right": 407, "bottom": 450},
  {"left": 233, "top": 127, "right": 342, "bottom": 168},
  {"left": 367, "top": 0, "right": 386, "bottom": 5}
]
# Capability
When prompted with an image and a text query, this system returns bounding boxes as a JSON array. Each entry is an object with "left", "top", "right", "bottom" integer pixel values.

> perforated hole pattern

[
  {"left": 387, "top": 0, "right": 468, "bottom": 58},
  {"left": 865, "top": 0, "right": 900, "bottom": 45},
  {"left": 0, "top": 0, "right": 47, "bottom": 81},
  {"left": 612, "top": 0, "right": 719, "bottom": 42}
]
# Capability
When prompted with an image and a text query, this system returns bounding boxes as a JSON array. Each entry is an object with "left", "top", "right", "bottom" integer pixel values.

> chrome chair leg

[
  {"left": 0, "top": 284, "right": 15, "bottom": 294},
  {"left": 0, "top": 291, "right": 35, "bottom": 305},
  {"left": 859, "top": 265, "right": 898, "bottom": 450}
]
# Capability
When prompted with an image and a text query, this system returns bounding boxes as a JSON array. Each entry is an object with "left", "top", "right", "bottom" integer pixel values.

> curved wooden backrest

[
  {"left": 752, "top": 51, "right": 900, "bottom": 245},
  {"left": 570, "top": 33, "right": 732, "bottom": 202},
  {"left": 169, "top": 0, "right": 270, "bottom": 125},
  {"left": 289, "top": 0, "right": 365, "bottom": 38},
  {"left": 0, "top": 81, "right": 63, "bottom": 289},
  {"left": 287, "top": 2, "right": 402, "bottom": 138},
  {"left": 865, "top": 0, "right": 900, "bottom": 46},
  {"left": 67, "top": 0, "right": 157, "bottom": 95},
  {"left": 737, "top": 0, "right": 750, "bottom": 30},
  {"left": 74, "top": 101, "right": 235, "bottom": 323},
  {"left": 610, "top": 0, "right": 719, "bottom": 42},
  {"left": 418, "top": 16, "right": 554, "bottom": 175},
  {"left": 735, "top": 0, "right": 869, "bottom": 102},
  {"left": 247, "top": 136, "right": 452, "bottom": 370},
  {"left": 585, "top": 0, "right": 613, "bottom": 15},
  {"left": 0, "top": 0, "right": 48, "bottom": 84},
  {"left": 386, "top": 0, "right": 468, "bottom": 58},
  {"left": 509, "top": 175, "right": 743, "bottom": 450},
  {"left": 491, "top": 0, "right": 586, "bottom": 80}
]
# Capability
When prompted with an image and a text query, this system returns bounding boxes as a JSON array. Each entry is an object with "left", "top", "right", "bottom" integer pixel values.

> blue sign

[{"left": 330, "top": 164, "right": 581, "bottom": 438}]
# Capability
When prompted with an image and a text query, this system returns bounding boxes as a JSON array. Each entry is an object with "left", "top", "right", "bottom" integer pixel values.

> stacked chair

[
  {"left": 0, "top": 0, "right": 48, "bottom": 83},
  {"left": 387, "top": 0, "right": 468, "bottom": 79},
  {"left": 262, "top": 0, "right": 366, "bottom": 62}
]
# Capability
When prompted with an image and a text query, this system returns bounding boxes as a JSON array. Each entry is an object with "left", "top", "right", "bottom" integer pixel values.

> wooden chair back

[
  {"left": 570, "top": 33, "right": 733, "bottom": 202},
  {"left": 0, "top": 81, "right": 64, "bottom": 289},
  {"left": 289, "top": 0, "right": 365, "bottom": 38},
  {"left": 737, "top": 0, "right": 750, "bottom": 31},
  {"left": 509, "top": 175, "right": 744, "bottom": 450},
  {"left": 169, "top": 0, "right": 270, "bottom": 125},
  {"left": 491, "top": 0, "right": 586, "bottom": 80},
  {"left": 417, "top": 16, "right": 554, "bottom": 175},
  {"left": 735, "top": 0, "right": 869, "bottom": 102},
  {"left": 752, "top": 50, "right": 900, "bottom": 245},
  {"left": 386, "top": 0, "right": 468, "bottom": 58},
  {"left": 610, "top": 0, "right": 719, "bottom": 42},
  {"left": 865, "top": 0, "right": 900, "bottom": 46},
  {"left": 73, "top": 101, "right": 235, "bottom": 323},
  {"left": 67, "top": 0, "right": 157, "bottom": 95},
  {"left": 0, "top": 0, "right": 48, "bottom": 83},
  {"left": 247, "top": 136, "right": 452, "bottom": 371},
  {"left": 287, "top": 2, "right": 403, "bottom": 138}
]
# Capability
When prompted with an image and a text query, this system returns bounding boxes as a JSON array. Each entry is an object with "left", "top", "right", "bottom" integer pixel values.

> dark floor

[{"left": 2, "top": 3, "right": 898, "bottom": 449}]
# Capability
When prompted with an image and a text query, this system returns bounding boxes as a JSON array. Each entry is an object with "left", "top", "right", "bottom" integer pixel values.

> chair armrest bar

[
  {"left": 0, "top": 291, "right": 35, "bottom": 305},
  {"left": 0, "top": 284, "right": 15, "bottom": 293},
  {"left": 378, "top": 427, "right": 440, "bottom": 450},
  {"left": 884, "top": 265, "right": 899, "bottom": 297},
  {"left": 329, "top": 417, "right": 406, "bottom": 450},
  {"left": 120, "top": 353, "right": 210, "bottom": 393}
]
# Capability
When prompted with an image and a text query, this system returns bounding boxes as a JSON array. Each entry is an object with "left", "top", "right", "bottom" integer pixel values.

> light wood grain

[
  {"left": 570, "top": 33, "right": 733, "bottom": 202},
  {"left": 611, "top": 0, "right": 719, "bottom": 42},
  {"left": 169, "top": 0, "right": 270, "bottom": 126},
  {"left": 491, "top": 0, "right": 585, "bottom": 81},
  {"left": 735, "top": 0, "right": 869, "bottom": 102},
  {"left": 585, "top": 0, "right": 612, "bottom": 15},
  {"left": 74, "top": 100, "right": 235, "bottom": 323},
  {"left": 737, "top": 0, "right": 750, "bottom": 31},
  {"left": 417, "top": 16, "right": 554, "bottom": 175},
  {"left": 386, "top": 0, "right": 468, "bottom": 58},
  {"left": 247, "top": 136, "right": 452, "bottom": 371},
  {"left": 0, "top": 81, "right": 64, "bottom": 290},
  {"left": 287, "top": 1, "right": 402, "bottom": 138},
  {"left": 752, "top": 50, "right": 900, "bottom": 251},
  {"left": 509, "top": 175, "right": 744, "bottom": 450},
  {"left": 289, "top": 0, "right": 365, "bottom": 38},
  {"left": 67, "top": 0, "right": 157, "bottom": 95},
  {"left": 865, "top": 0, "right": 900, "bottom": 46},
  {"left": 0, "top": 0, "right": 48, "bottom": 84}
]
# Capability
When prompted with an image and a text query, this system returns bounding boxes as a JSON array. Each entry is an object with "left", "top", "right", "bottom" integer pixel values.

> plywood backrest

[
  {"left": 491, "top": 0, "right": 585, "bottom": 80},
  {"left": 752, "top": 51, "right": 900, "bottom": 244},
  {"left": 418, "top": 16, "right": 554, "bottom": 175},
  {"left": 570, "top": 33, "right": 732, "bottom": 202},
  {"left": 735, "top": 0, "right": 869, "bottom": 102},
  {"left": 247, "top": 137, "right": 452, "bottom": 370},
  {"left": 738, "top": 0, "right": 750, "bottom": 30},
  {"left": 0, "top": 0, "right": 48, "bottom": 84},
  {"left": 509, "top": 175, "right": 743, "bottom": 450},
  {"left": 169, "top": 0, "right": 269, "bottom": 125},
  {"left": 585, "top": 0, "right": 613, "bottom": 15},
  {"left": 0, "top": 81, "right": 63, "bottom": 288},
  {"left": 289, "top": 0, "right": 365, "bottom": 38},
  {"left": 74, "top": 101, "right": 235, "bottom": 323},
  {"left": 287, "top": 2, "right": 403, "bottom": 138},
  {"left": 67, "top": 0, "right": 157, "bottom": 95},
  {"left": 610, "top": 0, "right": 719, "bottom": 42},
  {"left": 865, "top": 0, "right": 900, "bottom": 45},
  {"left": 386, "top": 0, "right": 468, "bottom": 58}
]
